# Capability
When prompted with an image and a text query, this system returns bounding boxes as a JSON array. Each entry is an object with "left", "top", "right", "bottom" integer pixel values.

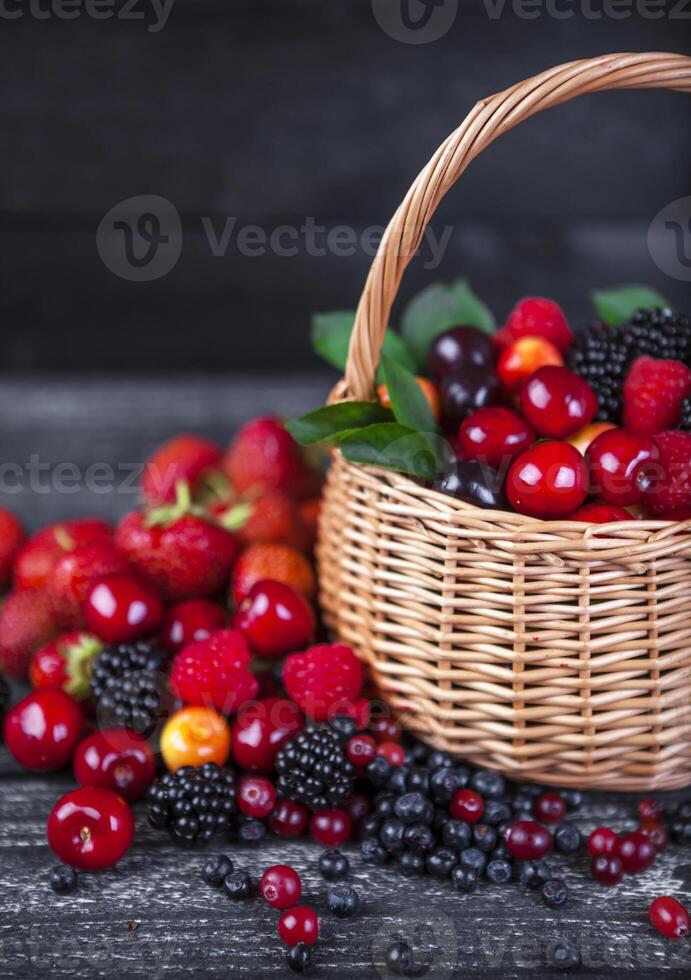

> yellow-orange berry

[{"left": 160, "top": 706, "right": 231, "bottom": 771}]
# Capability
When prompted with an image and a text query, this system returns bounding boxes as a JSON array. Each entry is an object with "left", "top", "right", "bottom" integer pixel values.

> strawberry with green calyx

[
  {"left": 141, "top": 434, "right": 223, "bottom": 507},
  {"left": 217, "top": 490, "right": 311, "bottom": 552},
  {"left": 29, "top": 632, "right": 103, "bottom": 700}
]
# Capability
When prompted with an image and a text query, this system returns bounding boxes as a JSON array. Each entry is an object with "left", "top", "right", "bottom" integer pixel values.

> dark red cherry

[
  {"left": 450, "top": 789, "right": 484, "bottom": 824},
  {"left": 268, "top": 798, "right": 310, "bottom": 838},
  {"left": 566, "top": 502, "right": 632, "bottom": 523},
  {"left": 231, "top": 697, "right": 304, "bottom": 773},
  {"left": 439, "top": 366, "right": 499, "bottom": 427},
  {"left": 310, "top": 808, "right": 352, "bottom": 846},
  {"left": 520, "top": 366, "right": 598, "bottom": 439},
  {"left": 427, "top": 326, "right": 495, "bottom": 378},
  {"left": 534, "top": 792, "right": 566, "bottom": 825},
  {"left": 232, "top": 580, "right": 315, "bottom": 659},
  {"left": 73, "top": 728, "right": 155, "bottom": 801},
  {"left": 4, "top": 690, "right": 84, "bottom": 772},
  {"left": 586, "top": 428, "right": 658, "bottom": 506},
  {"left": 84, "top": 573, "right": 163, "bottom": 644},
  {"left": 506, "top": 442, "right": 588, "bottom": 519},
  {"left": 161, "top": 599, "right": 226, "bottom": 654},
  {"left": 47, "top": 787, "right": 134, "bottom": 870},
  {"left": 433, "top": 459, "right": 507, "bottom": 509},
  {"left": 459, "top": 407, "right": 535, "bottom": 468}
]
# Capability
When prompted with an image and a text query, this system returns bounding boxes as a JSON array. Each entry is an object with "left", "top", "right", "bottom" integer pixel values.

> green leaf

[
  {"left": 401, "top": 279, "right": 495, "bottom": 370},
  {"left": 592, "top": 285, "right": 671, "bottom": 327},
  {"left": 339, "top": 423, "right": 451, "bottom": 480},
  {"left": 311, "top": 311, "right": 415, "bottom": 377},
  {"left": 286, "top": 402, "right": 394, "bottom": 445},
  {"left": 380, "top": 354, "right": 438, "bottom": 434}
]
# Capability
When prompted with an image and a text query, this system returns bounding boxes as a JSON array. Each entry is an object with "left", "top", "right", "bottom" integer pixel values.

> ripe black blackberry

[
  {"left": 97, "top": 668, "right": 170, "bottom": 736},
  {"left": 275, "top": 724, "right": 354, "bottom": 811},
  {"left": 147, "top": 762, "right": 236, "bottom": 846},
  {"left": 91, "top": 641, "right": 169, "bottom": 700}
]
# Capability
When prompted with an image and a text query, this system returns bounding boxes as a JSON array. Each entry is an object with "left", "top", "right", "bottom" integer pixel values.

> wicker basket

[{"left": 317, "top": 52, "right": 691, "bottom": 792}]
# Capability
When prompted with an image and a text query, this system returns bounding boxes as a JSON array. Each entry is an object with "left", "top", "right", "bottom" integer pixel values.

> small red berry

[
  {"left": 268, "top": 799, "right": 310, "bottom": 839},
  {"left": 47, "top": 787, "right": 135, "bottom": 870},
  {"left": 506, "top": 441, "right": 588, "bottom": 519},
  {"left": 161, "top": 599, "right": 226, "bottom": 654},
  {"left": 459, "top": 407, "right": 535, "bottom": 468},
  {"left": 260, "top": 865, "right": 302, "bottom": 909},
  {"left": 591, "top": 854, "right": 624, "bottom": 886},
  {"left": 84, "top": 573, "right": 164, "bottom": 644},
  {"left": 520, "top": 366, "right": 598, "bottom": 439},
  {"left": 377, "top": 742, "right": 405, "bottom": 766},
  {"left": 310, "top": 808, "right": 352, "bottom": 847},
  {"left": 639, "top": 821, "right": 668, "bottom": 854},
  {"left": 637, "top": 797, "right": 664, "bottom": 823},
  {"left": 4, "top": 690, "right": 84, "bottom": 771},
  {"left": 347, "top": 734, "right": 377, "bottom": 770},
  {"left": 503, "top": 297, "right": 574, "bottom": 353},
  {"left": 231, "top": 697, "right": 304, "bottom": 773},
  {"left": 450, "top": 789, "right": 485, "bottom": 825},
  {"left": 505, "top": 820, "right": 553, "bottom": 860},
  {"left": 73, "top": 728, "right": 156, "bottom": 801},
  {"left": 587, "top": 826, "right": 618, "bottom": 857},
  {"left": 616, "top": 831, "right": 656, "bottom": 874},
  {"left": 534, "top": 792, "right": 566, "bottom": 825},
  {"left": 232, "top": 580, "right": 315, "bottom": 659},
  {"left": 369, "top": 715, "right": 400, "bottom": 743},
  {"left": 586, "top": 428, "right": 658, "bottom": 506},
  {"left": 277, "top": 905, "right": 319, "bottom": 947},
  {"left": 237, "top": 775, "right": 276, "bottom": 819},
  {"left": 566, "top": 502, "right": 633, "bottom": 524},
  {"left": 648, "top": 896, "right": 689, "bottom": 939}
]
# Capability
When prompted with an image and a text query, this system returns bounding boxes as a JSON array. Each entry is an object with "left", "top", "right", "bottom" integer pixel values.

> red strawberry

[
  {"left": 282, "top": 643, "right": 364, "bottom": 722},
  {"left": 0, "top": 589, "right": 58, "bottom": 679},
  {"left": 231, "top": 543, "right": 316, "bottom": 606},
  {"left": 623, "top": 356, "right": 691, "bottom": 436},
  {"left": 298, "top": 498, "right": 321, "bottom": 552},
  {"left": 14, "top": 518, "right": 113, "bottom": 591},
  {"left": 45, "top": 543, "right": 129, "bottom": 627},
  {"left": 170, "top": 629, "right": 258, "bottom": 713},
  {"left": 223, "top": 418, "right": 314, "bottom": 499},
  {"left": 142, "top": 434, "right": 223, "bottom": 507},
  {"left": 29, "top": 631, "right": 103, "bottom": 700},
  {"left": 501, "top": 297, "right": 573, "bottom": 353},
  {"left": 647, "top": 431, "right": 691, "bottom": 514},
  {"left": 115, "top": 484, "right": 239, "bottom": 601},
  {"left": 219, "top": 491, "right": 311, "bottom": 551},
  {"left": 0, "top": 509, "right": 25, "bottom": 590}
]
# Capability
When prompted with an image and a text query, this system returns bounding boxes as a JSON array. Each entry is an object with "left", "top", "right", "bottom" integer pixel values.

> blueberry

[
  {"left": 459, "top": 847, "right": 486, "bottom": 874},
  {"left": 49, "top": 865, "right": 78, "bottom": 895},
  {"left": 520, "top": 860, "right": 552, "bottom": 889},
  {"left": 451, "top": 865, "right": 477, "bottom": 893},
  {"left": 473, "top": 823, "right": 498, "bottom": 853},
  {"left": 542, "top": 877, "right": 569, "bottom": 909},
  {"left": 555, "top": 824, "right": 581, "bottom": 855},
  {"left": 547, "top": 940, "right": 581, "bottom": 970},
  {"left": 483, "top": 800, "right": 512, "bottom": 826},
  {"left": 326, "top": 883, "right": 360, "bottom": 917},
  {"left": 287, "top": 942, "right": 312, "bottom": 974},
  {"left": 441, "top": 818, "right": 471, "bottom": 850},
  {"left": 403, "top": 823, "right": 435, "bottom": 853},
  {"left": 361, "top": 815, "right": 381, "bottom": 839},
  {"left": 223, "top": 870, "right": 253, "bottom": 900},
  {"left": 374, "top": 793, "right": 396, "bottom": 818},
  {"left": 430, "top": 766, "right": 468, "bottom": 804},
  {"left": 406, "top": 767, "right": 430, "bottom": 795},
  {"left": 329, "top": 714, "right": 359, "bottom": 740},
  {"left": 318, "top": 849, "right": 349, "bottom": 881},
  {"left": 394, "top": 792, "right": 434, "bottom": 826},
  {"left": 425, "top": 846, "right": 458, "bottom": 878},
  {"left": 387, "top": 768, "right": 408, "bottom": 794},
  {"left": 561, "top": 790, "right": 583, "bottom": 811},
  {"left": 237, "top": 817, "right": 266, "bottom": 845},
  {"left": 366, "top": 756, "right": 391, "bottom": 785},
  {"left": 380, "top": 819, "right": 406, "bottom": 853},
  {"left": 486, "top": 858, "right": 512, "bottom": 885},
  {"left": 470, "top": 770, "right": 505, "bottom": 799},
  {"left": 427, "top": 751, "right": 452, "bottom": 771},
  {"left": 397, "top": 851, "right": 425, "bottom": 876},
  {"left": 385, "top": 941, "right": 416, "bottom": 977},
  {"left": 202, "top": 854, "right": 234, "bottom": 887},
  {"left": 362, "top": 837, "right": 389, "bottom": 865}
]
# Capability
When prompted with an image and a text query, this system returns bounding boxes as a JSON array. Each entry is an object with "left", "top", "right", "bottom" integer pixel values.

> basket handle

[{"left": 339, "top": 52, "right": 691, "bottom": 402}]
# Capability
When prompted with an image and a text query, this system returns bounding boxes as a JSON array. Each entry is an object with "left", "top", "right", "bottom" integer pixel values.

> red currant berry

[
  {"left": 47, "top": 787, "right": 134, "bottom": 870},
  {"left": 161, "top": 599, "right": 226, "bottom": 654},
  {"left": 520, "top": 366, "right": 597, "bottom": 439},
  {"left": 83, "top": 573, "right": 163, "bottom": 644},
  {"left": 4, "top": 690, "right": 84, "bottom": 772},
  {"left": 591, "top": 854, "right": 623, "bottom": 886},
  {"left": 450, "top": 789, "right": 485, "bottom": 824},
  {"left": 505, "top": 820, "right": 553, "bottom": 860},
  {"left": 639, "top": 821, "right": 668, "bottom": 854},
  {"left": 507, "top": 441, "right": 588, "bottom": 519},
  {"left": 534, "top": 792, "right": 566, "bottom": 825},
  {"left": 586, "top": 429, "right": 658, "bottom": 506},
  {"left": 616, "top": 831, "right": 656, "bottom": 874},
  {"left": 648, "top": 896, "right": 689, "bottom": 939},
  {"left": 73, "top": 728, "right": 155, "bottom": 801},
  {"left": 637, "top": 797, "right": 664, "bottom": 823},
  {"left": 268, "top": 798, "right": 310, "bottom": 839},
  {"left": 458, "top": 407, "right": 535, "bottom": 468},
  {"left": 347, "top": 734, "right": 377, "bottom": 770},
  {"left": 310, "top": 808, "right": 352, "bottom": 847},
  {"left": 231, "top": 697, "right": 304, "bottom": 774},
  {"left": 232, "top": 580, "right": 315, "bottom": 659},
  {"left": 237, "top": 775, "right": 276, "bottom": 819},
  {"left": 277, "top": 906, "right": 319, "bottom": 947},
  {"left": 377, "top": 742, "right": 405, "bottom": 766},
  {"left": 587, "top": 826, "right": 618, "bottom": 856},
  {"left": 369, "top": 715, "right": 400, "bottom": 743},
  {"left": 260, "top": 864, "right": 302, "bottom": 909}
]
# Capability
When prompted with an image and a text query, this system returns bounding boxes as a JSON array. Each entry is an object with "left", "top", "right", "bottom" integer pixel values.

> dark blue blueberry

[
  {"left": 319, "top": 849, "right": 349, "bottom": 881},
  {"left": 380, "top": 819, "right": 406, "bottom": 854},
  {"left": 542, "top": 878, "right": 569, "bottom": 909},
  {"left": 394, "top": 792, "right": 434, "bottom": 826},
  {"left": 406, "top": 767, "right": 430, "bottom": 795},
  {"left": 49, "top": 865, "right": 78, "bottom": 895},
  {"left": 441, "top": 818, "right": 471, "bottom": 850},
  {"left": 470, "top": 770, "right": 505, "bottom": 800},
  {"left": 555, "top": 824, "right": 581, "bottom": 855},
  {"left": 287, "top": 943, "right": 312, "bottom": 974},
  {"left": 547, "top": 940, "right": 581, "bottom": 970},
  {"left": 397, "top": 850, "right": 425, "bottom": 876},
  {"left": 361, "top": 837, "right": 389, "bottom": 865},
  {"left": 520, "top": 860, "right": 552, "bottom": 889},
  {"left": 202, "top": 854, "right": 234, "bottom": 887},
  {"left": 485, "top": 858, "right": 512, "bottom": 884},
  {"left": 366, "top": 756, "right": 391, "bottom": 786},
  {"left": 403, "top": 823, "right": 435, "bottom": 853},
  {"left": 473, "top": 823, "right": 498, "bottom": 853},
  {"left": 483, "top": 800, "right": 512, "bottom": 826},
  {"left": 459, "top": 847, "right": 486, "bottom": 874},
  {"left": 425, "top": 846, "right": 458, "bottom": 878},
  {"left": 326, "top": 883, "right": 360, "bottom": 917},
  {"left": 451, "top": 865, "right": 478, "bottom": 893}
]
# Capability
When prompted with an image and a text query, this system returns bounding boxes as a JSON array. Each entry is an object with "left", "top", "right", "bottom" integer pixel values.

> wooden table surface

[{"left": 1, "top": 374, "right": 689, "bottom": 980}]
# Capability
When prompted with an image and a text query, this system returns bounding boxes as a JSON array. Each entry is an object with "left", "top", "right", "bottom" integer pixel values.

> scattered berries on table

[
  {"left": 326, "top": 883, "right": 360, "bottom": 917},
  {"left": 541, "top": 877, "right": 569, "bottom": 909},
  {"left": 278, "top": 906, "right": 320, "bottom": 947},
  {"left": 223, "top": 869, "right": 253, "bottom": 900},
  {"left": 286, "top": 942, "right": 313, "bottom": 974},
  {"left": 49, "top": 864, "right": 79, "bottom": 895},
  {"left": 318, "top": 848, "right": 350, "bottom": 880},
  {"left": 591, "top": 854, "right": 624, "bottom": 886},
  {"left": 506, "top": 820, "right": 553, "bottom": 861},
  {"left": 260, "top": 864, "right": 302, "bottom": 909},
  {"left": 648, "top": 896, "right": 689, "bottom": 939}
]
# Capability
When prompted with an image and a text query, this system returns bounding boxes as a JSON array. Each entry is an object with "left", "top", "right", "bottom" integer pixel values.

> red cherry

[
  {"left": 4, "top": 690, "right": 83, "bottom": 771},
  {"left": 587, "top": 826, "right": 618, "bottom": 857},
  {"left": 505, "top": 820, "right": 553, "bottom": 860},
  {"left": 73, "top": 728, "right": 156, "bottom": 801},
  {"left": 310, "top": 808, "right": 352, "bottom": 846},
  {"left": 277, "top": 905, "right": 319, "bottom": 946},
  {"left": 84, "top": 573, "right": 163, "bottom": 644},
  {"left": 268, "top": 798, "right": 310, "bottom": 838},
  {"left": 616, "top": 831, "right": 656, "bottom": 873},
  {"left": 231, "top": 697, "right": 304, "bottom": 773},
  {"left": 232, "top": 580, "right": 315, "bottom": 659},
  {"left": 458, "top": 407, "right": 535, "bottom": 468},
  {"left": 533, "top": 792, "right": 566, "bottom": 825},
  {"left": 566, "top": 502, "right": 633, "bottom": 523},
  {"left": 376, "top": 741, "right": 405, "bottom": 766},
  {"left": 648, "top": 896, "right": 689, "bottom": 939},
  {"left": 586, "top": 428, "right": 658, "bottom": 506},
  {"left": 450, "top": 789, "right": 484, "bottom": 825},
  {"left": 520, "top": 366, "right": 598, "bottom": 439},
  {"left": 347, "top": 734, "right": 377, "bottom": 770},
  {"left": 637, "top": 797, "right": 665, "bottom": 823},
  {"left": 369, "top": 715, "right": 400, "bottom": 743},
  {"left": 639, "top": 821, "right": 668, "bottom": 854},
  {"left": 237, "top": 775, "right": 276, "bottom": 818},
  {"left": 161, "top": 599, "right": 226, "bottom": 654},
  {"left": 47, "top": 787, "right": 134, "bottom": 870},
  {"left": 260, "top": 864, "right": 302, "bottom": 909},
  {"left": 507, "top": 441, "right": 588, "bottom": 518},
  {"left": 591, "top": 854, "right": 623, "bottom": 886}
]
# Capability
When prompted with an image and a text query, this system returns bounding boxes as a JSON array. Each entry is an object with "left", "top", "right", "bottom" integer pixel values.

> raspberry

[
  {"left": 622, "top": 356, "right": 691, "bottom": 436},
  {"left": 282, "top": 643, "right": 364, "bottom": 722},
  {"left": 647, "top": 431, "right": 691, "bottom": 515},
  {"left": 170, "top": 629, "right": 258, "bottom": 713},
  {"left": 502, "top": 297, "right": 573, "bottom": 353}
]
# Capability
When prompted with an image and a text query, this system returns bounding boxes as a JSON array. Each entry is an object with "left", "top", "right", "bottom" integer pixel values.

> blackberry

[
  {"left": 97, "top": 668, "right": 170, "bottom": 736},
  {"left": 147, "top": 762, "right": 236, "bottom": 846},
  {"left": 680, "top": 396, "right": 691, "bottom": 432},
  {"left": 275, "top": 725, "right": 354, "bottom": 811},
  {"left": 91, "top": 641, "right": 169, "bottom": 700}
]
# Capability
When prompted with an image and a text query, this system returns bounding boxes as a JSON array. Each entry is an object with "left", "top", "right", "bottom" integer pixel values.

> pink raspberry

[
  {"left": 502, "top": 297, "right": 573, "bottom": 353},
  {"left": 170, "top": 629, "right": 258, "bottom": 713},
  {"left": 623, "top": 356, "right": 691, "bottom": 436},
  {"left": 647, "top": 431, "right": 691, "bottom": 515},
  {"left": 282, "top": 643, "right": 364, "bottom": 722}
]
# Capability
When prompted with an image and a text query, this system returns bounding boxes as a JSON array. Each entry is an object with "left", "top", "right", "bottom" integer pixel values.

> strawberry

[
  {"left": 647, "top": 431, "right": 691, "bottom": 515},
  {"left": 142, "top": 434, "right": 223, "bottom": 507},
  {"left": 501, "top": 297, "right": 574, "bottom": 353},
  {"left": 298, "top": 498, "right": 321, "bottom": 552},
  {"left": 623, "top": 356, "right": 691, "bottom": 436},
  {"left": 115, "top": 483, "right": 239, "bottom": 601},
  {"left": 223, "top": 417, "right": 314, "bottom": 499},
  {"left": 0, "top": 589, "right": 58, "bottom": 679},
  {"left": 219, "top": 491, "right": 311, "bottom": 551},
  {"left": 45, "top": 543, "right": 129, "bottom": 627},
  {"left": 282, "top": 643, "right": 364, "bottom": 722},
  {"left": 231, "top": 543, "right": 316, "bottom": 606},
  {"left": 29, "top": 631, "right": 103, "bottom": 700},
  {"left": 0, "top": 508, "right": 25, "bottom": 590},
  {"left": 14, "top": 518, "right": 113, "bottom": 591},
  {"left": 170, "top": 629, "right": 258, "bottom": 713}
]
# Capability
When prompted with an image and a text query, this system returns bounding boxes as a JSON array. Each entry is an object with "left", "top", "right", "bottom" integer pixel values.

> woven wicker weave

[{"left": 318, "top": 52, "right": 691, "bottom": 791}]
